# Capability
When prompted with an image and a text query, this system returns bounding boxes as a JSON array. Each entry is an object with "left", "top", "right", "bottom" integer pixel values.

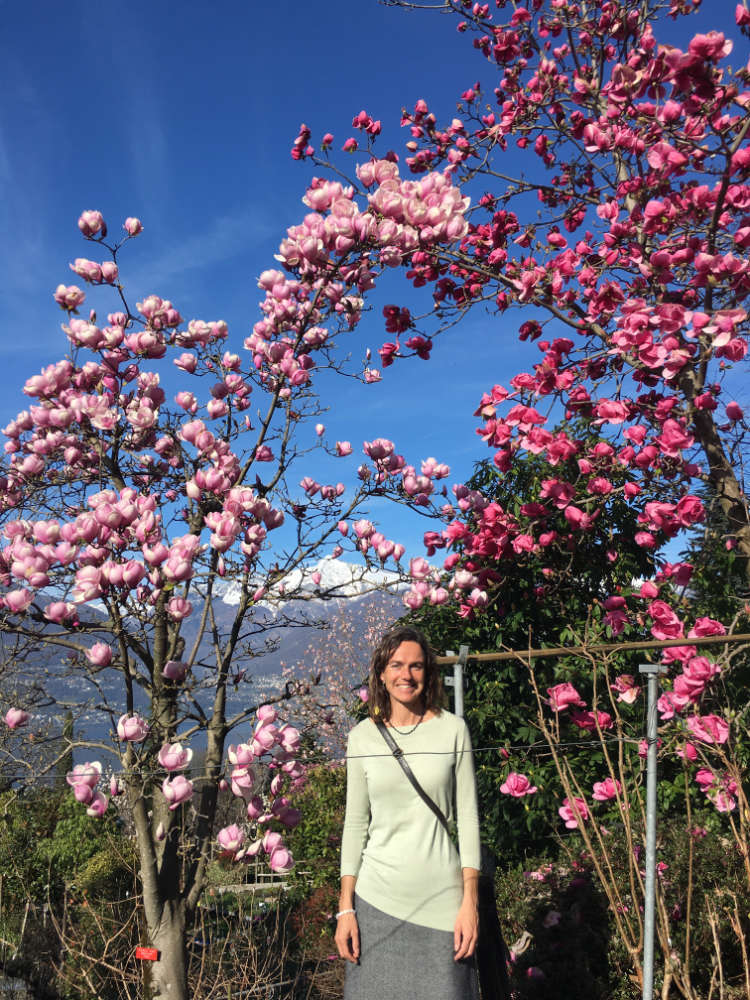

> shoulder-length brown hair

[{"left": 367, "top": 625, "right": 444, "bottom": 721}]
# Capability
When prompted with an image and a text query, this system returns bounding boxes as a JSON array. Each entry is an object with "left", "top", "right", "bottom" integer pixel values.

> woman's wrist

[{"left": 336, "top": 907, "right": 356, "bottom": 919}]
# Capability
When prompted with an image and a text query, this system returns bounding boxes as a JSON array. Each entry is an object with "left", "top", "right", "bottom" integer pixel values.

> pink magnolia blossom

[
  {"left": 257, "top": 704, "right": 277, "bottom": 724},
  {"left": 228, "top": 743, "right": 256, "bottom": 766},
  {"left": 162, "top": 774, "right": 194, "bottom": 810},
  {"left": 86, "top": 790, "right": 109, "bottom": 817},
  {"left": 4, "top": 707, "right": 30, "bottom": 729},
  {"left": 162, "top": 660, "right": 189, "bottom": 682},
  {"left": 158, "top": 742, "right": 193, "bottom": 771},
  {"left": 269, "top": 847, "right": 293, "bottom": 872},
  {"left": 78, "top": 210, "right": 106, "bottom": 237},
  {"left": 166, "top": 597, "right": 193, "bottom": 621},
  {"left": 217, "top": 824, "right": 245, "bottom": 855},
  {"left": 86, "top": 642, "right": 113, "bottom": 667},
  {"left": 231, "top": 766, "right": 256, "bottom": 800},
  {"left": 278, "top": 724, "right": 301, "bottom": 753},
  {"left": 499, "top": 772, "right": 538, "bottom": 797},
  {"left": 116, "top": 713, "right": 150, "bottom": 742},
  {"left": 66, "top": 761, "right": 102, "bottom": 790}
]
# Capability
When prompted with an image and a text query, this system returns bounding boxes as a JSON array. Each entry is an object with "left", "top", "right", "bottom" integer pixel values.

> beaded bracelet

[{"left": 335, "top": 908, "right": 356, "bottom": 919}]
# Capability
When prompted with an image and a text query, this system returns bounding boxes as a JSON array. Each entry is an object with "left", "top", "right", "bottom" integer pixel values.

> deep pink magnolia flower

[
  {"left": 162, "top": 660, "right": 189, "bottom": 682},
  {"left": 4, "top": 707, "right": 30, "bottom": 729},
  {"left": 116, "top": 713, "right": 150, "bottom": 742},
  {"left": 86, "top": 790, "right": 109, "bottom": 817},
  {"left": 252, "top": 723, "right": 277, "bottom": 757},
  {"left": 86, "top": 642, "right": 113, "bottom": 667},
  {"left": 547, "top": 682, "right": 586, "bottom": 712},
  {"left": 162, "top": 775, "right": 194, "bottom": 811},
  {"left": 246, "top": 795, "right": 263, "bottom": 820},
  {"left": 558, "top": 797, "right": 589, "bottom": 829},
  {"left": 257, "top": 704, "right": 277, "bottom": 724},
  {"left": 500, "top": 772, "right": 538, "bottom": 797}
]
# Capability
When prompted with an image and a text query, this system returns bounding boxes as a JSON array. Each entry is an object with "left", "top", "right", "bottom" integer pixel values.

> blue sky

[{"left": 0, "top": 0, "right": 735, "bottom": 560}]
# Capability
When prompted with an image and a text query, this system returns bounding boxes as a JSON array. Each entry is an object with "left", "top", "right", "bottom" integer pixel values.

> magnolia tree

[
  {"left": 0, "top": 199, "right": 468, "bottom": 996},
  {"left": 276, "top": 0, "right": 750, "bottom": 988}
]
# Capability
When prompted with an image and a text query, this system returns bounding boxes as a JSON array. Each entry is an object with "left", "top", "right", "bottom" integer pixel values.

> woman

[{"left": 335, "top": 625, "right": 481, "bottom": 1000}]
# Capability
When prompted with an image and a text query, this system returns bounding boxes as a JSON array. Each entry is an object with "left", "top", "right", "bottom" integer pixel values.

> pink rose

[
  {"left": 500, "top": 772, "right": 538, "bottom": 797},
  {"left": 547, "top": 682, "right": 586, "bottom": 712}
]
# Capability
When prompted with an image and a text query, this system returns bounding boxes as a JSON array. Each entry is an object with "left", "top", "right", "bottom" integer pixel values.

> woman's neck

[{"left": 388, "top": 701, "right": 426, "bottom": 727}]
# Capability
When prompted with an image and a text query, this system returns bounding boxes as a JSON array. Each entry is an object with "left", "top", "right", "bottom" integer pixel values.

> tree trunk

[{"left": 147, "top": 902, "right": 188, "bottom": 1000}]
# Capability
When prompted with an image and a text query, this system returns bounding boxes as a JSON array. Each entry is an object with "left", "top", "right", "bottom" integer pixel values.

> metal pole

[
  {"left": 454, "top": 644, "right": 468, "bottom": 718},
  {"left": 638, "top": 662, "right": 667, "bottom": 1000}
]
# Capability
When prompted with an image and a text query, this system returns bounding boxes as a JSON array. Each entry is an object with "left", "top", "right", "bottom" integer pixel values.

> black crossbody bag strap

[{"left": 375, "top": 720, "right": 452, "bottom": 838}]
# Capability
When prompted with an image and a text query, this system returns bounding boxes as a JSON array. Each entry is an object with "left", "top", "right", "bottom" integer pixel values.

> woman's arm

[
  {"left": 337, "top": 730, "right": 369, "bottom": 963},
  {"left": 454, "top": 867, "right": 480, "bottom": 960},
  {"left": 454, "top": 719, "right": 482, "bottom": 960},
  {"left": 335, "top": 874, "right": 360, "bottom": 962}
]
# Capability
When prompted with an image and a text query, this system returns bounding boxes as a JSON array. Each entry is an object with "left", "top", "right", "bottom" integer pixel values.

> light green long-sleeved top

[{"left": 340, "top": 711, "right": 481, "bottom": 932}]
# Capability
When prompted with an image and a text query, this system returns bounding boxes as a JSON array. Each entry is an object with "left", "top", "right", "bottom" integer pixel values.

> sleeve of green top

[
  {"left": 456, "top": 719, "right": 482, "bottom": 871},
  {"left": 340, "top": 729, "right": 370, "bottom": 878}
]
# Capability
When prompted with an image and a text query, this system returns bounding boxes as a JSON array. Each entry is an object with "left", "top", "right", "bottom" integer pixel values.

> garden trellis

[{"left": 439, "top": 633, "right": 750, "bottom": 1000}]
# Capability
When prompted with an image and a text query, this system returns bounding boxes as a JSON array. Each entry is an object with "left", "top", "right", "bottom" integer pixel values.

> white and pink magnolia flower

[
  {"left": 227, "top": 743, "right": 256, "bottom": 766},
  {"left": 4, "top": 707, "right": 30, "bottom": 729},
  {"left": 158, "top": 742, "right": 193, "bottom": 771},
  {"left": 162, "top": 774, "right": 194, "bottom": 810},
  {"left": 217, "top": 824, "right": 245, "bottom": 855},
  {"left": 116, "top": 713, "right": 150, "bottom": 742},
  {"left": 66, "top": 761, "right": 102, "bottom": 801},
  {"left": 86, "top": 642, "right": 113, "bottom": 667},
  {"left": 86, "top": 790, "right": 109, "bottom": 817}
]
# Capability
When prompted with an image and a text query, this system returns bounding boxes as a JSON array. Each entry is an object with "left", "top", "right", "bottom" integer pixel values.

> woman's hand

[
  {"left": 335, "top": 911, "right": 360, "bottom": 963},
  {"left": 453, "top": 899, "right": 479, "bottom": 961}
]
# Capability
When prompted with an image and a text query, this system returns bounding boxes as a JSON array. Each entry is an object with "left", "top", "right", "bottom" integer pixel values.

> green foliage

[
  {"left": 494, "top": 856, "right": 614, "bottom": 1000},
  {"left": 0, "top": 784, "right": 134, "bottom": 999},
  {"left": 285, "top": 763, "right": 346, "bottom": 889}
]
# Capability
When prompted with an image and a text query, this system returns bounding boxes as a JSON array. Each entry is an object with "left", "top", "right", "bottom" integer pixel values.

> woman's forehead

[{"left": 387, "top": 640, "right": 425, "bottom": 662}]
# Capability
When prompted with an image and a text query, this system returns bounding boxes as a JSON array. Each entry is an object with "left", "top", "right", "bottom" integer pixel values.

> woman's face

[{"left": 380, "top": 640, "right": 426, "bottom": 712}]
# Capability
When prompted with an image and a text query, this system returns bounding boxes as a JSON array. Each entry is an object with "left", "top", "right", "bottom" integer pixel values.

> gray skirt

[{"left": 344, "top": 895, "right": 479, "bottom": 1000}]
